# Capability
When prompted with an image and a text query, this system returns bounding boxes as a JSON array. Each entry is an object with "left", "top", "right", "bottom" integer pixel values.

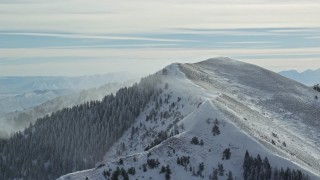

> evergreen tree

[
  {"left": 212, "top": 125, "right": 220, "bottom": 136},
  {"left": 142, "top": 163, "right": 147, "bottom": 172},
  {"left": 243, "top": 150, "right": 251, "bottom": 180},
  {"left": 121, "top": 168, "right": 129, "bottom": 180},
  {"left": 210, "top": 169, "right": 218, "bottom": 180},
  {"left": 191, "top": 136, "right": 200, "bottom": 145},
  {"left": 128, "top": 167, "right": 136, "bottom": 175},
  {"left": 313, "top": 84, "right": 320, "bottom": 92},
  {"left": 263, "top": 157, "right": 272, "bottom": 180},
  {"left": 223, "top": 148, "right": 231, "bottom": 160},
  {"left": 177, "top": 157, "right": 181, "bottom": 165},
  {"left": 160, "top": 166, "right": 166, "bottom": 174},
  {"left": 165, "top": 165, "right": 172, "bottom": 180},
  {"left": 197, "top": 162, "right": 204, "bottom": 176},
  {"left": 227, "top": 171, "right": 233, "bottom": 180},
  {"left": 218, "top": 163, "right": 224, "bottom": 176}
]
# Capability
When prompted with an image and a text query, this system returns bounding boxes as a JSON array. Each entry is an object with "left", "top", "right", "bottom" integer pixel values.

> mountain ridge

[{"left": 59, "top": 58, "right": 319, "bottom": 179}]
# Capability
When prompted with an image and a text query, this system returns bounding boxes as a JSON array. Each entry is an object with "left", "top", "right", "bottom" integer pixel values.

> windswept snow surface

[
  {"left": 180, "top": 58, "right": 320, "bottom": 175},
  {"left": 58, "top": 58, "right": 320, "bottom": 179}
]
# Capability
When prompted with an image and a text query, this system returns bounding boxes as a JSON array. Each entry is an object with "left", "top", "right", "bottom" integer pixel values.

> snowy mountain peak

[
  {"left": 162, "top": 63, "right": 186, "bottom": 78},
  {"left": 279, "top": 68, "right": 320, "bottom": 85},
  {"left": 57, "top": 58, "right": 319, "bottom": 180}
]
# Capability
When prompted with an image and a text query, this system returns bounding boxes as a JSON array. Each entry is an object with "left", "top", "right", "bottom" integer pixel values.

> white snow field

[{"left": 58, "top": 58, "right": 320, "bottom": 180}]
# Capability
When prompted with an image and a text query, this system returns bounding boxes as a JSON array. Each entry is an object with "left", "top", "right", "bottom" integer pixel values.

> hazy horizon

[{"left": 1, "top": 0, "right": 320, "bottom": 76}]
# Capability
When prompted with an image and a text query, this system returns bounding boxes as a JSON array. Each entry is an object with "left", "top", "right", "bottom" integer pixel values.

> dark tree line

[
  {"left": 0, "top": 73, "right": 163, "bottom": 180},
  {"left": 243, "top": 151, "right": 272, "bottom": 180},
  {"left": 243, "top": 151, "right": 309, "bottom": 180}
]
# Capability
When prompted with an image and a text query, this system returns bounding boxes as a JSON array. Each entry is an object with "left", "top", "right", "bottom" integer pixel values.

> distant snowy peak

[
  {"left": 198, "top": 57, "right": 239, "bottom": 64},
  {"left": 279, "top": 68, "right": 320, "bottom": 86}
]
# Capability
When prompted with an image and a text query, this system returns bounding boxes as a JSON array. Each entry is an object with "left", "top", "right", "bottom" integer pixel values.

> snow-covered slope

[{"left": 58, "top": 58, "right": 320, "bottom": 180}]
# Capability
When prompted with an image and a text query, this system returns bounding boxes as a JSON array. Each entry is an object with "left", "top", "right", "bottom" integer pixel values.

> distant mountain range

[
  {"left": 279, "top": 69, "right": 320, "bottom": 86},
  {"left": 0, "top": 72, "right": 141, "bottom": 114},
  {"left": 0, "top": 81, "right": 135, "bottom": 138},
  {"left": 0, "top": 73, "right": 141, "bottom": 138},
  {"left": 0, "top": 89, "right": 75, "bottom": 114},
  {"left": 0, "top": 72, "right": 140, "bottom": 96}
]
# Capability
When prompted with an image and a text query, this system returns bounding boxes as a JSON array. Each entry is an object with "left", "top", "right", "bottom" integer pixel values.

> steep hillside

[
  {"left": 181, "top": 58, "right": 320, "bottom": 172},
  {"left": 59, "top": 58, "right": 320, "bottom": 180}
]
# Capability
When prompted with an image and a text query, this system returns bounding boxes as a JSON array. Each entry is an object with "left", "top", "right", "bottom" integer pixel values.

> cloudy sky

[{"left": 1, "top": 0, "right": 320, "bottom": 76}]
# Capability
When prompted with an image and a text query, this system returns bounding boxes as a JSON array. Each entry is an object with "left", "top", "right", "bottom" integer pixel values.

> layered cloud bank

[{"left": 0, "top": 0, "right": 320, "bottom": 75}]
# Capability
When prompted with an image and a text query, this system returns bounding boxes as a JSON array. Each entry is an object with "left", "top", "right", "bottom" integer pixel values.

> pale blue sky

[{"left": 0, "top": 0, "right": 320, "bottom": 76}]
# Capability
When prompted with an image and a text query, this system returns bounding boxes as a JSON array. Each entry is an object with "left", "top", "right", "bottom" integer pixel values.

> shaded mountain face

[
  {"left": 1, "top": 58, "right": 319, "bottom": 180},
  {"left": 279, "top": 69, "right": 320, "bottom": 86}
]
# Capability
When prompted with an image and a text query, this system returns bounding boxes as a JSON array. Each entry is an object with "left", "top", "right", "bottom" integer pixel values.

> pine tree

[
  {"left": 227, "top": 171, "right": 233, "bottom": 180},
  {"left": 177, "top": 157, "right": 181, "bottom": 165},
  {"left": 200, "top": 139, "right": 204, "bottom": 146},
  {"left": 165, "top": 165, "right": 172, "bottom": 180},
  {"left": 191, "top": 136, "right": 199, "bottom": 145},
  {"left": 128, "top": 167, "right": 136, "bottom": 175},
  {"left": 160, "top": 166, "right": 166, "bottom": 174},
  {"left": 212, "top": 125, "right": 220, "bottom": 136},
  {"left": 121, "top": 168, "right": 129, "bottom": 180},
  {"left": 197, "top": 162, "right": 204, "bottom": 176},
  {"left": 218, "top": 163, "right": 224, "bottom": 176},
  {"left": 223, "top": 148, "right": 231, "bottom": 160},
  {"left": 210, "top": 169, "right": 218, "bottom": 180},
  {"left": 243, "top": 150, "right": 251, "bottom": 180},
  {"left": 263, "top": 157, "right": 271, "bottom": 180}
]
